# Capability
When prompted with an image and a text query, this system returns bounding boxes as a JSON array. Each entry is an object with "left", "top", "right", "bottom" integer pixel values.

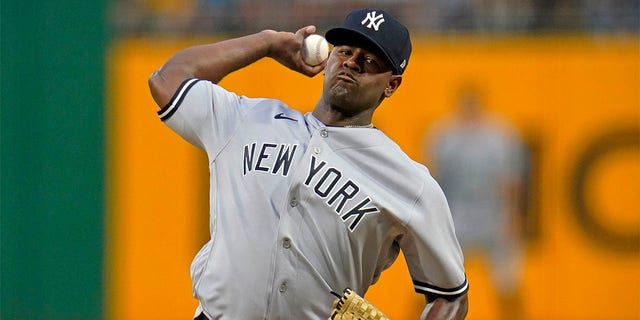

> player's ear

[{"left": 383, "top": 75, "right": 402, "bottom": 97}]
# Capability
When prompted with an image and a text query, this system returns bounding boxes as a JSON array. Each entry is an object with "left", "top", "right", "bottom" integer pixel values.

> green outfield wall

[{"left": 1, "top": 1, "right": 106, "bottom": 318}]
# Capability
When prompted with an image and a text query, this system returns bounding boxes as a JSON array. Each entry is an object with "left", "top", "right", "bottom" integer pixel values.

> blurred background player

[{"left": 423, "top": 85, "right": 527, "bottom": 320}]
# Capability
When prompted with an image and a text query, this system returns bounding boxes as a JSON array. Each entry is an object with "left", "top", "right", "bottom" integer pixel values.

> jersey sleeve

[
  {"left": 399, "top": 173, "right": 469, "bottom": 300},
  {"left": 157, "top": 78, "right": 248, "bottom": 159}
]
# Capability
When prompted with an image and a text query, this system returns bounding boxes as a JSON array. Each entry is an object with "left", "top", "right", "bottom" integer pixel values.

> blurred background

[{"left": 1, "top": 0, "right": 639, "bottom": 319}]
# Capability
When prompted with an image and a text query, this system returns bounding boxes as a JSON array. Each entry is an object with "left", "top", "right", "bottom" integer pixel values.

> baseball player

[
  {"left": 424, "top": 86, "right": 525, "bottom": 319},
  {"left": 148, "top": 8, "right": 469, "bottom": 320}
]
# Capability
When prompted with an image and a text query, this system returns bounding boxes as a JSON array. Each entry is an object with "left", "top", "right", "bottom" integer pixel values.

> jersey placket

[{"left": 265, "top": 127, "right": 330, "bottom": 319}]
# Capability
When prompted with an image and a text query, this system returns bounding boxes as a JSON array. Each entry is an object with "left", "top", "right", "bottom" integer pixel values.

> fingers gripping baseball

[{"left": 267, "top": 26, "right": 326, "bottom": 77}]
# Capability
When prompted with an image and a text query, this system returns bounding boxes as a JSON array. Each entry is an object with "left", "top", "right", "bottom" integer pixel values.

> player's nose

[{"left": 342, "top": 54, "right": 362, "bottom": 73}]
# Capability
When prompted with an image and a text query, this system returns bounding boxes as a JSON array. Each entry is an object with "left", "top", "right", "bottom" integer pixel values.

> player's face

[{"left": 321, "top": 44, "right": 400, "bottom": 115}]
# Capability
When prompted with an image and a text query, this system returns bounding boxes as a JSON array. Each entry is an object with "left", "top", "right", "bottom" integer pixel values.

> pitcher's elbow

[{"left": 148, "top": 69, "right": 167, "bottom": 108}]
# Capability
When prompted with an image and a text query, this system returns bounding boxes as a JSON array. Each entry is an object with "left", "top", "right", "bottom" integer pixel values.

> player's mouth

[{"left": 336, "top": 71, "right": 356, "bottom": 84}]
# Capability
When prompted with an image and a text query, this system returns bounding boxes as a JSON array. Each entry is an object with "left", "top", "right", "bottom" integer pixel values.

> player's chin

[
  {"left": 328, "top": 83, "right": 345, "bottom": 93},
  {"left": 329, "top": 82, "right": 357, "bottom": 97},
  {"left": 327, "top": 86, "right": 353, "bottom": 104}
]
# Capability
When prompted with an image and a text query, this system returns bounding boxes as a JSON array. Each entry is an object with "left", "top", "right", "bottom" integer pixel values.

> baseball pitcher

[{"left": 148, "top": 8, "right": 469, "bottom": 320}]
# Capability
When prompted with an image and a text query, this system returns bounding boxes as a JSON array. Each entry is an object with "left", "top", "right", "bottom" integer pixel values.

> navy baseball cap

[{"left": 325, "top": 8, "right": 412, "bottom": 75}]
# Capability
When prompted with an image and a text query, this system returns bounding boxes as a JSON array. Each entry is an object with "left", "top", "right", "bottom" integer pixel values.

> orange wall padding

[{"left": 107, "top": 36, "right": 639, "bottom": 320}]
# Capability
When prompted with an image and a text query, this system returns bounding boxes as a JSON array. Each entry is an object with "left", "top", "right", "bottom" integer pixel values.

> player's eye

[
  {"left": 338, "top": 49, "right": 352, "bottom": 56},
  {"left": 363, "top": 55, "right": 387, "bottom": 73}
]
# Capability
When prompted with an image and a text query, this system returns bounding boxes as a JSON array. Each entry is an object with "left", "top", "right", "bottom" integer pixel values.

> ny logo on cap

[{"left": 361, "top": 11, "right": 385, "bottom": 31}]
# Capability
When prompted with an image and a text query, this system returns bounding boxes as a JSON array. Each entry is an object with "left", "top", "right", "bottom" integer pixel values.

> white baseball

[{"left": 301, "top": 34, "right": 330, "bottom": 66}]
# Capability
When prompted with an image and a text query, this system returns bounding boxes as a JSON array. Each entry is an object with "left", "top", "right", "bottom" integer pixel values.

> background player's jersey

[
  {"left": 159, "top": 79, "right": 468, "bottom": 319},
  {"left": 429, "top": 116, "right": 524, "bottom": 244}
]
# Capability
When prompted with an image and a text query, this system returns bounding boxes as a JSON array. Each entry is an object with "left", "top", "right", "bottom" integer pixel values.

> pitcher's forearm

[
  {"left": 148, "top": 30, "right": 276, "bottom": 107},
  {"left": 421, "top": 295, "right": 468, "bottom": 320}
]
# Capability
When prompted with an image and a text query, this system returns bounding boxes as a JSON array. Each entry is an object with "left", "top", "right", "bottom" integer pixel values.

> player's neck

[{"left": 312, "top": 104, "right": 374, "bottom": 128}]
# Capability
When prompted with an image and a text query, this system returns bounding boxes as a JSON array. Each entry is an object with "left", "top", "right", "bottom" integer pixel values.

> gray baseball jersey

[{"left": 158, "top": 78, "right": 468, "bottom": 319}]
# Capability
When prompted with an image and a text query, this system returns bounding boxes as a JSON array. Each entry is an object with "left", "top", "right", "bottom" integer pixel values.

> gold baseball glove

[{"left": 329, "top": 288, "right": 390, "bottom": 320}]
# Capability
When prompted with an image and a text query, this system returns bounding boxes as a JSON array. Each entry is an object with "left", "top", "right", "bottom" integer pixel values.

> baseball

[{"left": 301, "top": 34, "right": 330, "bottom": 66}]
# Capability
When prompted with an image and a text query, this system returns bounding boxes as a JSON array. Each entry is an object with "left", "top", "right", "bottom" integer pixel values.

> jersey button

[
  {"left": 283, "top": 238, "right": 291, "bottom": 249},
  {"left": 279, "top": 282, "right": 287, "bottom": 293},
  {"left": 290, "top": 198, "right": 298, "bottom": 207},
  {"left": 313, "top": 147, "right": 322, "bottom": 154},
  {"left": 320, "top": 129, "right": 328, "bottom": 138}
]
